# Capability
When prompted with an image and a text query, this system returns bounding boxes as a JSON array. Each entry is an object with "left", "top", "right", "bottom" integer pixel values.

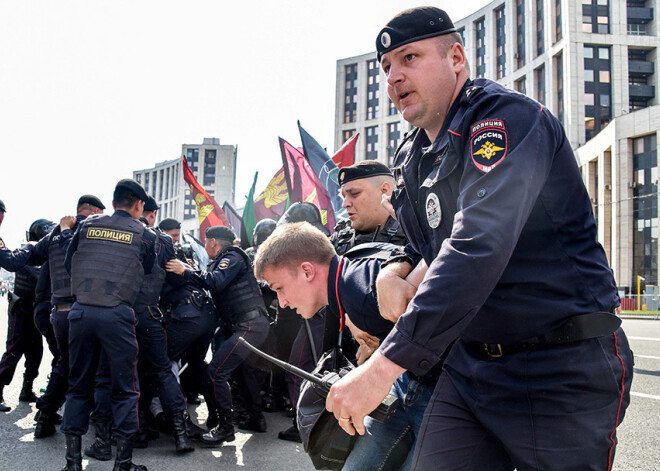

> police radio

[{"left": 238, "top": 337, "right": 399, "bottom": 423}]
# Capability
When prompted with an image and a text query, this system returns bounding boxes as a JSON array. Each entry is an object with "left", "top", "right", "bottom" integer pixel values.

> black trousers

[
  {"left": 33, "top": 301, "right": 59, "bottom": 367},
  {"left": 0, "top": 299, "right": 43, "bottom": 386},
  {"left": 36, "top": 307, "right": 70, "bottom": 414}
]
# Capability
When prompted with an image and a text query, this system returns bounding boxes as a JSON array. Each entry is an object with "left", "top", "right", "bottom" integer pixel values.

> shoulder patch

[
  {"left": 470, "top": 119, "right": 508, "bottom": 173},
  {"left": 218, "top": 258, "right": 231, "bottom": 270},
  {"left": 0, "top": 237, "right": 5, "bottom": 249}
]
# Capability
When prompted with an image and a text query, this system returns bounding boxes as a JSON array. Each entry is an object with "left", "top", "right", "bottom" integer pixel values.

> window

[
  {"left": 582, "top": 0, "right": 610, "bottom": 34},
  {"left": 633, "top": 134, "right": 659, "bottom": 286},
  {"left": 475, "top": 18, "right": 486, "bottom": 78},
  {"left": 535, "top": 66, "right": 545, "bottom": 105},
  {"left": 366, "top": 126, "right": 378, "bottom": 160},
  {"left": 555, "top": 52, "right": 564, "bottom": 125},
  {"left": 555, "top": 0, "right": 563, "bottom": 42},
  {"left": 536, "top": 0, "right": 544, "bottom": 56},
  {"left": 342, "top": 129, "right": 356, "bottom": 144},
  {"left": 516, "top": 0, "right": 526, "bottom": 68},
  {"left": 366, "top": 60, "right": 380, "bottom": 120},
  {"left": 584, "top": 45, "right": 612, "bottom": 140},
  {"left": 514, "top": 77, "right": 527, "bottom": 95},
  {"left": 387, "top": 122, "right": 401, "bottom": 164},
  {"left": 344, "top": 64, "right": 358, "bottom": 123},
  {"left": 204, "top": 149, "right": 216, "bottom": 186},
  {"left": 496, "top": 7, "right": 506, "bottom": 79}
]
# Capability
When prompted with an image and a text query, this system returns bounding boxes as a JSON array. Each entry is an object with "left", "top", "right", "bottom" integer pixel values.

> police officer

[
  {"left": 332, "top": 160, "right": 407, "bottom": 255},
  {"left": 60, "top": 179, "right": 151, "bottom": 471},
  {"left": 327, "top": 8, "right": 633, "bottom": 471},
  {"left": 29, "top": 194, "right": 105, "bottom": 438},
  {"left": 0, "top": 216, "right": 53, "bottom": 411},
  {"left": 245, "top": 218, "right": 276, "bottom": 263},
  {"left": 166, "top": 225, "right": 270, "bottom": 446}
]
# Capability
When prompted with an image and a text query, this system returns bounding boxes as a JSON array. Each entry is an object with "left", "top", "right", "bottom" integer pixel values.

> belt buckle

[{"left": 484, "top": 343, "right": 503, "bottom": 358}]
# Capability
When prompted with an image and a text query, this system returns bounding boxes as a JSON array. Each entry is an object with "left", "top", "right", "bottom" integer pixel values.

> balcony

[
  {"left": 629, "top": 60, "right": 655, "bottom": 76},
  {"left": 627, "top": 7, "right": 654, "bottom": 24},
  {"left": 629, "top": 84, "right": 656, "bottom": 99}
]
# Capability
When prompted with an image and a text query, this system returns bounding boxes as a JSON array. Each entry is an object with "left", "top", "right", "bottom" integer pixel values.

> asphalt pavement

[{"left": 0, "top": 295, "right": 658, "bottom": 470}]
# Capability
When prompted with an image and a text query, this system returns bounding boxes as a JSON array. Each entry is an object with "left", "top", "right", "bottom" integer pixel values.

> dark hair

[{"left": 113, "top": 187, "right": 141, "bottom": 209}]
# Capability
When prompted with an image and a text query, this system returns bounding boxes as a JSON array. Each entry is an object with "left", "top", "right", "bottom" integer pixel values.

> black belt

[
  {"left": 172, "top": 291, "right": 208, "bottom": 310},
  {"left": 469, "top": 312, "right": 622, "bottom": 359},
  {"left": 235, "top": 309, "right": 263, "bottom": 324}
]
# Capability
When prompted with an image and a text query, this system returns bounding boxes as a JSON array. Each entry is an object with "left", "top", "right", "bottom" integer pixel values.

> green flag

[{"left": 242, "top": 171, "right": 258, "bottom": 247}]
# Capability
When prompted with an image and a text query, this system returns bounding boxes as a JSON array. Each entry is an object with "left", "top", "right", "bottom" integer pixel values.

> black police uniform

[
  {"left": 184, "top": 245, "right": 269, "bottom": 427},
  {"left": 331, "top": 216, "right": 407, "bottom": 256},
  {"left": 0, "top": 253, "right": 43, "bottom": 397},
  {"left": 382, "top": 78, "right": 634, "bottom": 470},
  {"left": 61, "top": 210, "right": 153, "bottom": 439},
  {"left": 32, "top": 261, "right": 58, "bottom": 365}
]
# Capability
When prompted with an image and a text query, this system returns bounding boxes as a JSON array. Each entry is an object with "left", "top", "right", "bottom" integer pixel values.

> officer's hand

[
  {"left": 345, "top": 315, "right": 379, "bottom": 365},
  {"left": 326, "top": 350, "right": 404, "bottom": 436},
  {"left": 376, "top": 262, "right": 416, "bottom": 323},
  {"left": 165, "top": 259, "right": 186, "bottom": 275},
  {"left": 355, "top": 344, "right": 375, "bottom": 365},
  {"left": 381, "top": 193, "right": 396, "bottom": 220},
  {"left": 59, "top": 216, "right": 76, "bottom": 230}
]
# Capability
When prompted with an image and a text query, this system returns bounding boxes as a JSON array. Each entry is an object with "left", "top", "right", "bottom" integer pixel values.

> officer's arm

[
  {"left": 0, "top": 243, "right": 35, "bottom": 272},
  {"left": 188, "top": 253, "right": 244, "bottom": 293},
  {"left": 159, "top": 234, "right": 186, "bottom": 287},
  {"left": 380, "top": 102, "right": 557, "bottom": 376}
]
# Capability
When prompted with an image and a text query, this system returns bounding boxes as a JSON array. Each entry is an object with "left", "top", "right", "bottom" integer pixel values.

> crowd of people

[{"left": 1, "top": 6, "right": 634, "bottom": 471}]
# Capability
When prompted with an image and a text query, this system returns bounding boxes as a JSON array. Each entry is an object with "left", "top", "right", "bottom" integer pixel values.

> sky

[{"left": 0, "top": 0, "right": 490, "bottom": 248}]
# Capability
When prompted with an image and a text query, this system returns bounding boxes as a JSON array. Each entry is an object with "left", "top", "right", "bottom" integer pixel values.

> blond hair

[{"left": 254, "top": 222, "right": 335, "bottom": 279}]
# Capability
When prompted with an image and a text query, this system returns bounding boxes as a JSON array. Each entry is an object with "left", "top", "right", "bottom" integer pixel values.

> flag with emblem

[
  {"left": 254, "top": 166, "right": 290, "bottom": 222},
  {"left": 182, "top": 156, "right": 231, "bottom": 243},
  {"left": 297, "top": 121, "right": 346, "bottom": 219},
  {"left": 332, "top": 132, "right": 359, "bottom": 169},
  {"left": 279, "top": 137, "right": 336, "bottom": 232}
]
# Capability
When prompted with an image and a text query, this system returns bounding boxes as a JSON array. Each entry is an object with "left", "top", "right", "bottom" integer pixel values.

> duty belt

[
  {"left": 235, "top": 309, "right": 263, "bottom": 325},
  {"left": 54, "top": 303, "right": 73, "bottom": 312},
  {"left": 469, "top": 312, "right": 622, "bottom": 359}
]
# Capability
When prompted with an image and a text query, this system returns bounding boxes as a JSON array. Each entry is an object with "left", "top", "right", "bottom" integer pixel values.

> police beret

[
  {"left": 114, "top": 179, "right": 148, "bottom": 202},
  {"left": 77, "top": 194, "right": 106, "bottom": 210},
  {"left": 159, "top": 218, "right": 181, "bottom": 231},
  {"left": 206, "top": 225, "right": 236, "bottom": 242},
  {"left": 144, "top": 196, "right": 160, "bottom": 212},
  {"left": 338, "top": 160, "right": 392, "bottom": 186},
  {"left": 0, "top": 199, "right": 5, "bottom": 213},
  {"left": 376, "top": 7, "right": 456, "bottom": 62}
]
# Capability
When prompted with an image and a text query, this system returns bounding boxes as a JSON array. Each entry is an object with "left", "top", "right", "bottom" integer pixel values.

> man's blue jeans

[{"left": 343, "top": 372, "right": 434, "bottom": 471}]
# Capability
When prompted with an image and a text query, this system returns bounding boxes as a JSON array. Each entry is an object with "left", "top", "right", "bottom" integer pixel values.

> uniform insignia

[
  {"left": 425, "top": 193, "right": 441, "bottom": 229},
  {"left": 0, "top": 238, "right": 5, "bottom": 249},
  {"left": 218, "top": 258, "right": 230, "bottom": 270},
  {"left": 470, "top": 119, "right": 508, "bottom": 173},
  {"left": 86, "top": 227, "right": 133, "bottom": 244},
  {"left": 380, "top": 32, "right": 391, "bottom": 48}
]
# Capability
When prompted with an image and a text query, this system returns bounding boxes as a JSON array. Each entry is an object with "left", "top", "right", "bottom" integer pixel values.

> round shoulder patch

[
  {"left": 425, "top": 193, "right": 441, "bottom": 229},
  {"left": 470, "top": 119, "right": 508, "bottom": 173},
  {"left": 218, "top": 258, "right": 231, "bottom": 270}
]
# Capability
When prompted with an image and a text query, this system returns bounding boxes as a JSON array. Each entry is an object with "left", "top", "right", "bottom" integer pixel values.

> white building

[
  {"left": 133, "top": 137, "right": 237, "bottom": 236},
  {"left": 334, "top": 0, "right": 659, "bottom": 291}
]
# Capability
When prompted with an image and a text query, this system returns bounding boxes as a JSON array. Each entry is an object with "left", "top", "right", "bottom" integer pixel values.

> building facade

[
  {"left": 133, "top": 137, "right": 237, "bottom": 235},
  {"left": 334, "top": 0, "right": 659, "bottom": 291}
]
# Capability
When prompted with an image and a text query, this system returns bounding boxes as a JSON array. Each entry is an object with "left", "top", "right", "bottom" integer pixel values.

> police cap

[
  {"left": 206, "top": 225, "right": 236, "bottom": 242},
  {"left": 376, "top": 7, "right": 456, "bottom": 62},
  {"left": 337, "top": 160, "right": 392, "bottom": 186},
  {"left": 77, "top": 194, "right": 106, "bottom": 210},
  {"left": 0, "top": 199, "right": 5, "bottom": 213},
  {"left": 114, "top": 179, "right": 148, "bottom": 202},
  {"left": 144, "top": 196, "right": 160, "bottom": 212},
  {"left": 159, "top": 218, "right": 181, "bottom": 231}
]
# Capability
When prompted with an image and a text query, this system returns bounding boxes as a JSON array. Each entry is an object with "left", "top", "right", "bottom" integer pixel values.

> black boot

[
  {"left": 133, "top": 408, "right": 159, "bottom": 448},
  {"left": 34, "top": 410, "right": 58, "bottom": 438},
  {"left": 0, "top": 386, "right": 10, "bottom": 412},
  {"left": 278, "top": 415, "right": 301, "bottom": 443},
  {"left": 18, "top": 378, "right": 37, "bottom": 402},
  {"left": 113, "top": 436, "right": 147, "bottom": 471},
  {"left": 199, "top": 409, "right": 235, "bottom": 447},
  {"left": 182, "top": 410, "right": 206, "bottom": 438},
  {"left": 60, "top": 435, "right": 82, "bottom": 471},
  {"left": 171, "top": 411, "right": 195, "bottom": 454},
  {"left": 84, "top": 420, "right": 112, "bottom": 461},
  {"left": 238, "top": 404, "right": 267, "bottom": 433}
]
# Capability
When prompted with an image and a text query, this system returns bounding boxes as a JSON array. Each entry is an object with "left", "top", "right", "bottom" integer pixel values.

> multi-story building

[
  {"left": 334, "top": 0, "right": 659, "bottom": 291},
  {"left": 133, "top": 137, "right": 237, "bottom": 235}
]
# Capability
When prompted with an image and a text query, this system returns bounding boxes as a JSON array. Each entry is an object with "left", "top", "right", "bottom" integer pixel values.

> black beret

[
  {"left": 158, "top": 218, "right": 181, "bottom": 231},
  {"left": 0, "top": 199, "right": 5, "bottom": 213},
  {"left": 77, "top": 194, "right": 105, "bottom": 210},
  {"left": 206, "top": 225, "right": 236, "bottom": 242},
  {"left": 114, "top": 179, "right": 148, "bottom": 202},
  {"left": 144, "top": 196, "right": 160, "bottom": 212},
  {"left": 376, "top": 7, "right": 456, "bottom": 62},
  {"left": 338, "top": 160, "right": 393, "bottom": 186}
]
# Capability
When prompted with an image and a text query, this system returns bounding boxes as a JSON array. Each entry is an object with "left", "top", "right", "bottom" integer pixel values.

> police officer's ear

[{"left": 379, "top": 179, "right": 393, "bottom": 196}]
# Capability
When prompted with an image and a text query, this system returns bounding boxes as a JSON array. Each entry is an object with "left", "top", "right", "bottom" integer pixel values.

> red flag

[
  {"left": 332, "top": 133, "right": 359, "bottom": 168},
  {"left": 254, "top": 167, "right": 289, "bottom": 222},
  {"left": 181, "top": 156, "right": 230, "bottom": 242},
  {"left": 279, "top": 137, "right": 336, "bottom": 232}
]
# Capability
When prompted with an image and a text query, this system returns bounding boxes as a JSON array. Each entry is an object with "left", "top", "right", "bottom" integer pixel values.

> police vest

[
  {"left": 333, "top": 217, "right": 407, "bottom": 256},
  {"left": 133, "top": 227, "right": 166, "bottom": 313},
  {"left": 71, "top": 213, "right": 145, "bottom": 308},
  {"left": 48, "top": 227, "right": 73, "bottom": 301},
  {"left": 13, "top": 264, "right": 38, "bottom": 302},
  {"left": 208, "top": 246, "right": 265, "bottom": 324}
]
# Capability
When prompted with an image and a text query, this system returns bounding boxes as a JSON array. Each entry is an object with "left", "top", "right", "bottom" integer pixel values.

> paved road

[{"left": 0, "top": 295, "right": 658, "bottom": 470}]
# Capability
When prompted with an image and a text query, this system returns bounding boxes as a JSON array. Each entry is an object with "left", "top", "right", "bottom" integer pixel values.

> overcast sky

[{"left": 0, "top": 0, "right": 489, "bottom": 248}]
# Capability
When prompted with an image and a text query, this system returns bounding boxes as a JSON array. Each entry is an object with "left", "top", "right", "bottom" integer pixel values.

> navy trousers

[
  {"left": 36, "top": 308, "right": 70, "bottom": 414},
  {"left": 411, "top": 328, "right": 634, "bottom": 471},
  {"left": 61, "top": 302, "right": 140, "bottom": 438},
  {"left": 0, "top": 299, "right": 43, "bottom": 386}
]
